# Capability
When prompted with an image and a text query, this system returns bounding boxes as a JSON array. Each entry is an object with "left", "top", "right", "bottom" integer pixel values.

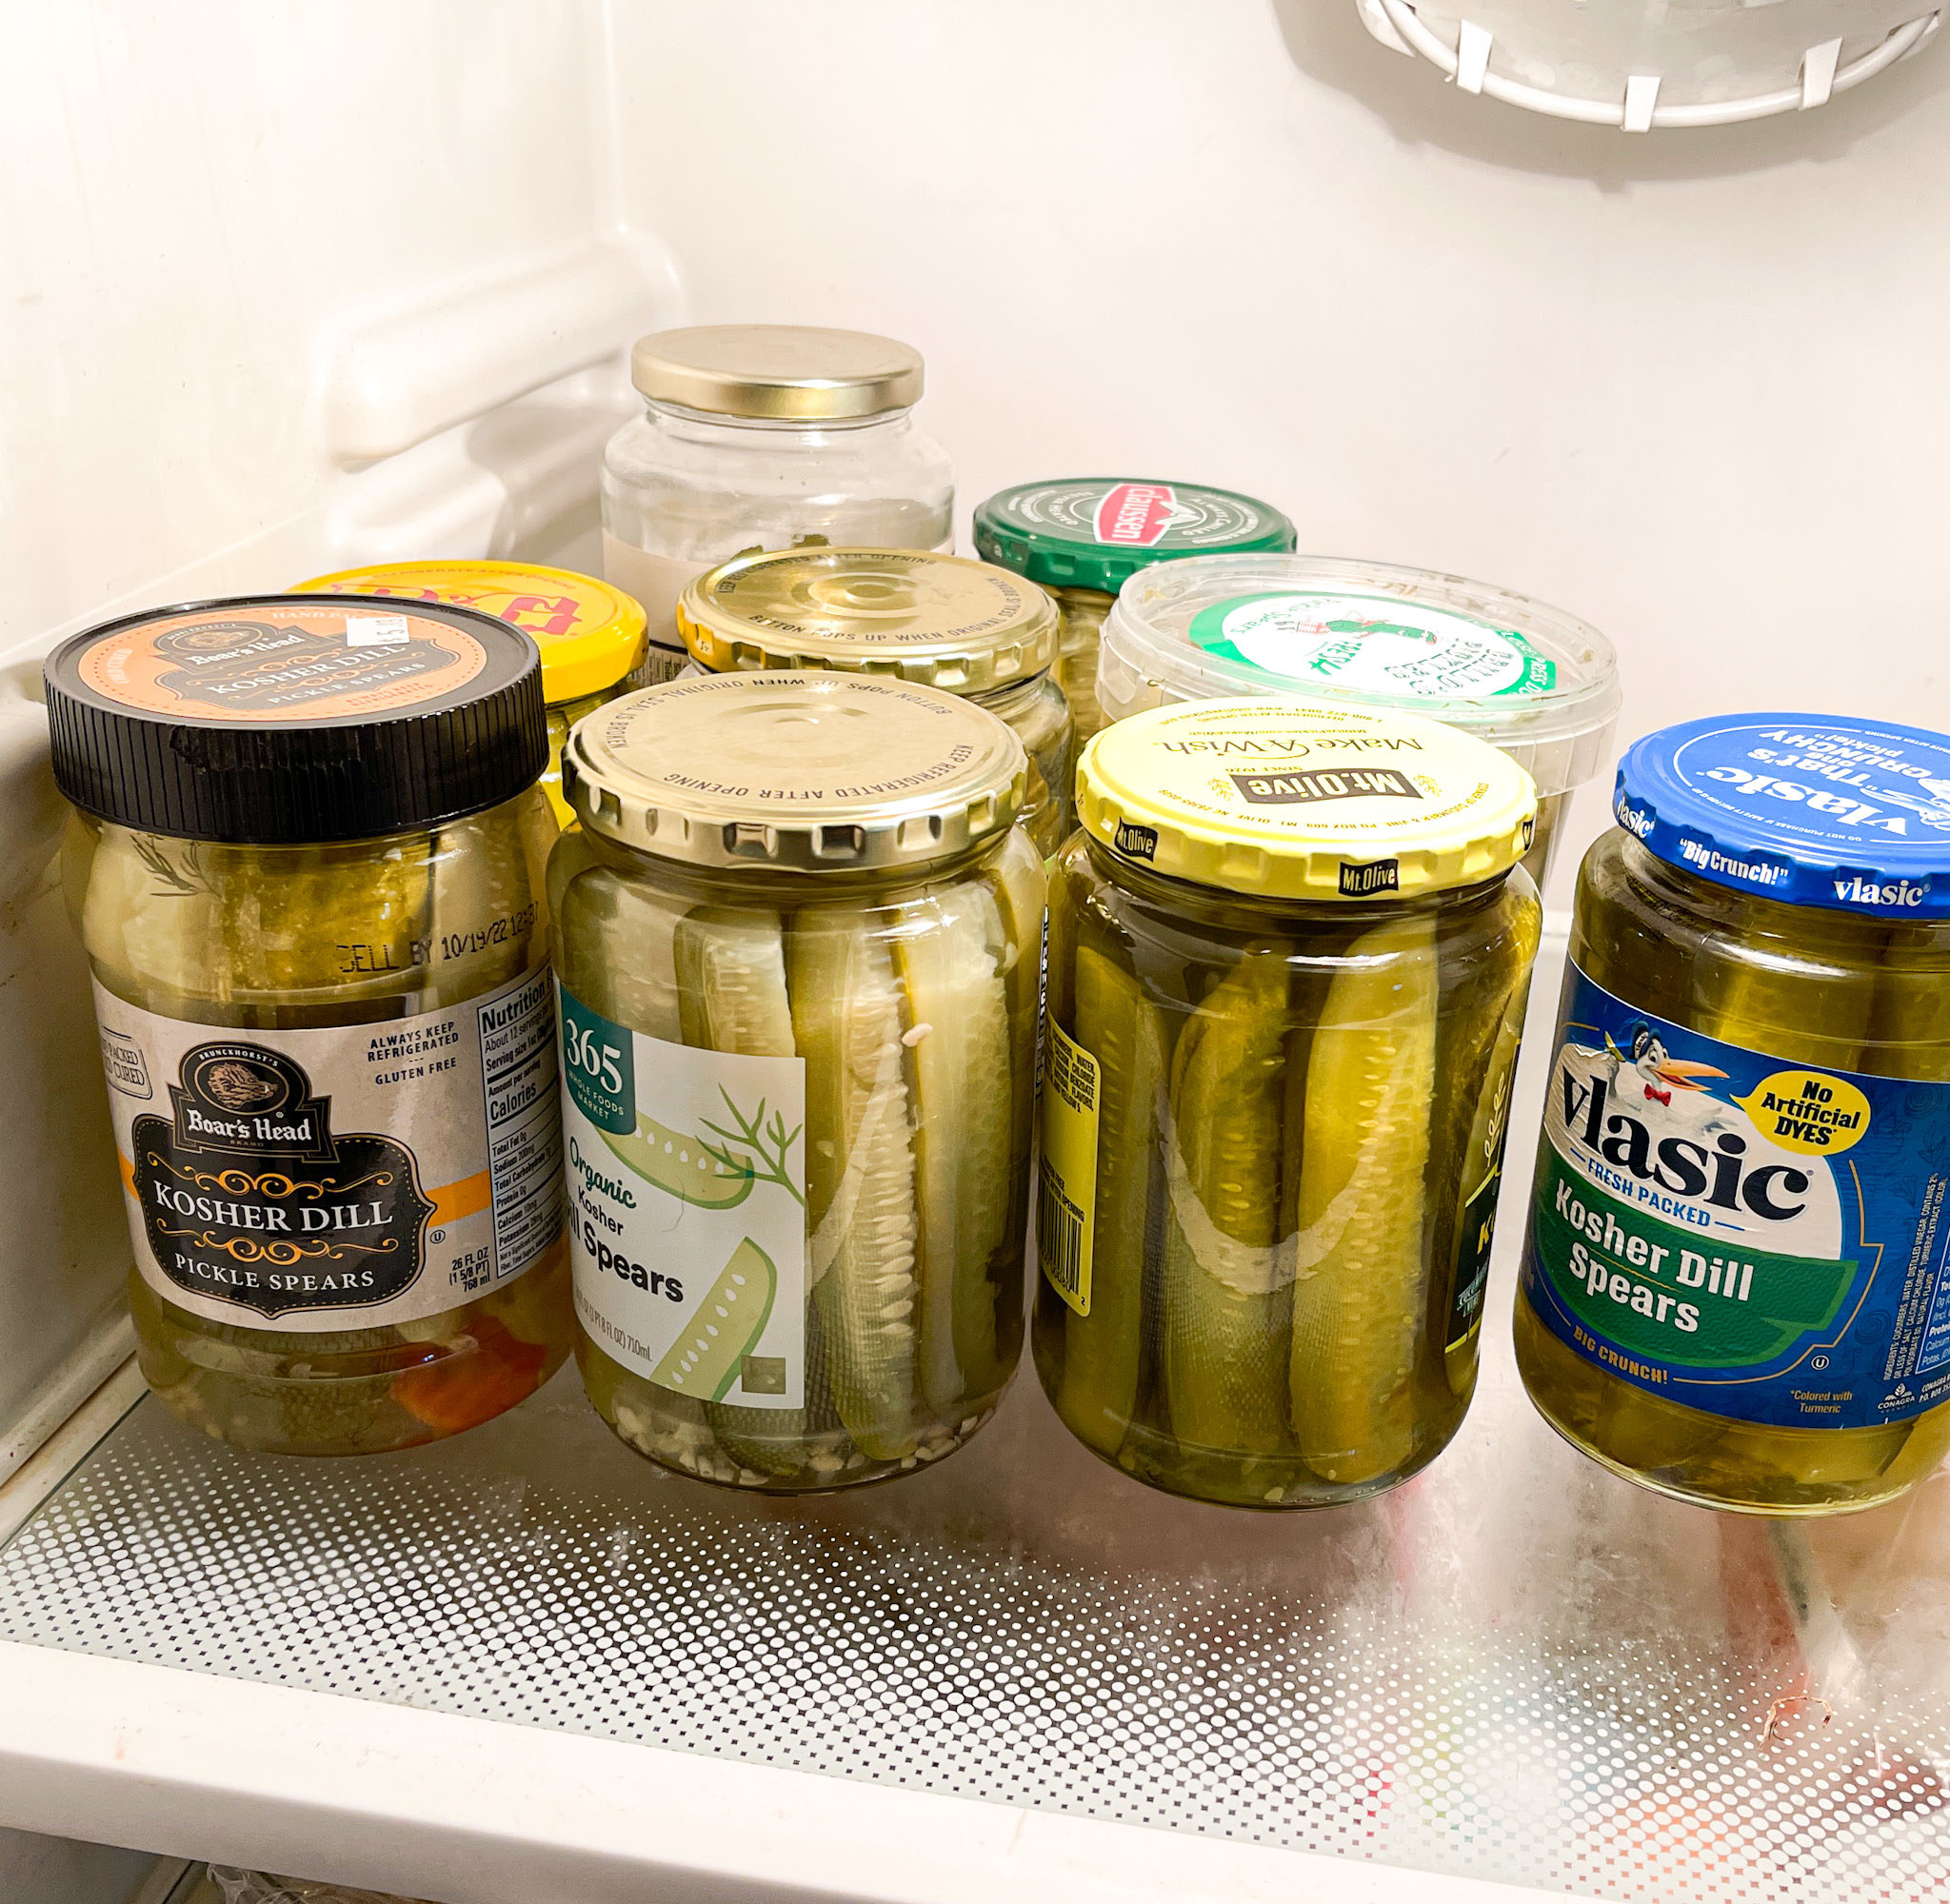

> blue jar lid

[{"left": 1615, "top": 714, "right": 1950, "bottom": 919}]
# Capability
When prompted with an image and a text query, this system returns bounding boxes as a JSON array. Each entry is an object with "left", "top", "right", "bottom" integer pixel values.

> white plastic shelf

[{"left": 0, "top": 942, "right": 1947, "bottom": 1904}]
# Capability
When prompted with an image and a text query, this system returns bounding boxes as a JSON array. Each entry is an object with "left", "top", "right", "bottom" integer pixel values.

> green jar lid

[{"left": 972, "top": 479, "right": 1296, "bottom": 597}]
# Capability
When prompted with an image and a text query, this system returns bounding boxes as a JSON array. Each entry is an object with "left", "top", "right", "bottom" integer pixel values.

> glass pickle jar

[
  {"left": 602, "top": 325, "right": 954, "bottom": 683},
  {"left": 1095, "top": 553, "right": 1620, "bottom": 891},
  {"left": 551, "top": 671, "right": 1044, "bottom": 1491},
  {"left": 1517, "top": 714, "right": 1950, "bottom": 1516},
  {"left": 973, "top": 479, "right": 1295, "bottom": 744},
  {"left": 1036, "top": 700, "right": 1542, "bottom": 1508},
  {"left": 678, "top": 546, "right": 1076, "bottom": 857},
  {"left": 45, "top": 596, "right": 571, "bottom": 1456},
  {"left": 292, "top": 561, "right": 647, "bottom": 831}
]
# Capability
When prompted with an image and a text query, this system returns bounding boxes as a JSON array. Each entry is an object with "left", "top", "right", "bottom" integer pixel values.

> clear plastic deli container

[
  {"left": 1096, "top": 554, "right": 1621, "bottom": 887},
  {"left": 601, "top": 325, "right": 954, "bottom": 683}
]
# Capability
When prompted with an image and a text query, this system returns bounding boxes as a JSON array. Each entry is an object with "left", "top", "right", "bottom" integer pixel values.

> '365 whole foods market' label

[
  {"left": 97, "top": 967, "right": 564, "bottom": 1331},
  {"left": 1521, "top": 962, "right": 1950, "bottom": 1429},
  {"left": 1188, "top": 592, "right": 1557, "bottom": 701},
  {"left": 558, "top": 982, "right": 806, "bottom": 1407}
]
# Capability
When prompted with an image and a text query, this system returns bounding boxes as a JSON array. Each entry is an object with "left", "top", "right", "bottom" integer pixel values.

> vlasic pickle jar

[
  {"left": 973, "top": 479, "right": 1295, "bottom": 744},
  {"left": 1517, "top": 714, "right": 1950, "bottom": 1517},
  {"left": 550, "top": 671, "right": 1044, "bottom": 1491},
  {"left": 1036, "top": 700, "right": 1542, "bottom": 1508},
  {"left": 45, "top": 597, "right": 570, "bottom": 1455},
  {"left": 292, "top": 561, "right": 647, "bottom": 830},
  {"left": 603, "top": 325, "right": 954, "bottom": 682},
  {"left": 678, "top": 546, "right": 1075, "bottom": 857},
  {"left": 1096, "top": 554, "right": 1620, "bottom": 889}
]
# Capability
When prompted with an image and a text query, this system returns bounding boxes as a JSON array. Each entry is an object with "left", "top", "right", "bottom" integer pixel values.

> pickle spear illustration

[
  {"left": 788, "top": 908, "right": 922, "bottom": 1460},
  {"left": 1290, "top": 914, "right": 1438, "bottom": 1485},
  {"left": 1161, "top": 949, "right": 1293, "bottom": 1462},
  {"left": 650, "top": 1239, "right": 778, "bottom": 1402},
  {"left": 1057, "top": 942, "right": 1164, "bottom": 1460}
]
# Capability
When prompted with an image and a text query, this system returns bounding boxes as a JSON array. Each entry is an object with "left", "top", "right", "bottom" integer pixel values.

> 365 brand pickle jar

[
  {"left": 602, "top": 325, "right": 954, "bottom": 682},
  {"left": 292, "top": 560, "right": 647, "bottom": 830},
  {"left": 1517, "top": 714, "right": 1950, "bottom": 1516},
  {"left": 1037, "top": 700, "right": 1542, "bottom": 1508},
  {"left": 550, "top": 671, "right": 1044, "bottom": 1491},
  {"left": 678, "top": 546, "right": 1075, "bottom": 856},
  {"left": 46, "top": 596, "right": 571, "bottom": 1455},
  {"left": 973, "top": 479, "right": 1295, "bottom": 744},
  {"left": 1096, "top": 554, "right": 1620, "bottom": 888}
]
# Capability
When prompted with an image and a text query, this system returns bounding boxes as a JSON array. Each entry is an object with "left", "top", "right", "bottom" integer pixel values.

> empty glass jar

[{"left": 601, "top": 325, "right": 953, "bottom": 682}]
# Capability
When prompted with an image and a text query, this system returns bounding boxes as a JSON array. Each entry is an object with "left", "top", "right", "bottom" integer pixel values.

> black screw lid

[{"left": 44, "top": 594, "right": 547, "bottom": 844}]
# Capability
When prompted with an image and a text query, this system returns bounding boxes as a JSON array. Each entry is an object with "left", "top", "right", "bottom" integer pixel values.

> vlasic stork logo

[{"left": 1093, "top": 484, "right": 1183, "bottom": 547}]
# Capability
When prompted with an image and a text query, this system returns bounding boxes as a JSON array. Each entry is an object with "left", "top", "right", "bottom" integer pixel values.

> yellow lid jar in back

[
  {"left": 678, "top": 546, "right": 1075, "bottom": 856},
  {"left": 293, "top": 560, "right": 647, "bottom": 828},
  {"left": 1037, "top": 699, "right": 1542, "bottom": 1507}
]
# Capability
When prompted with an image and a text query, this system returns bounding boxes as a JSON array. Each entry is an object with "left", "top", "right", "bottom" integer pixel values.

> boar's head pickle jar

[
  {"left": 1517, "top": 714, "right": 1950, "bottom": 1516},
  {"left": 1036, "top": 699, "right": 1542, "bottom": 1508},
  {"left": 603, "top": 324, "right": 954, "bottom": 682},
  {"left": 293, "top": 560, "right": 647, "bottom": 831},
  {"left": 550, "top": 670, "right": 1044, "bottom": 1491},
  {"left": 973, "top": 479, "right": 1296, "bottom": 745},
  {"left": 1096, "top": 554, "right": 1619, "bottom": 890},
  {"left": 678, "top": 545, "right": 1075, "bottom": 857},
  {"left": 46, "top": 596, "right": 571, "bottom": 1455}
]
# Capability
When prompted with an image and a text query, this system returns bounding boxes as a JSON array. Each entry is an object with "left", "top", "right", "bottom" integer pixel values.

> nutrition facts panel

[{"left": 476, "top": 966, "right": 564, "bottom": 1279}]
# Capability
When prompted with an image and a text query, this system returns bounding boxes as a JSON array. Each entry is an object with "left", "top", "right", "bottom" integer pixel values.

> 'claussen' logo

[{"left": 1093, "top": 483, "right": 1178, "bottom": 546}]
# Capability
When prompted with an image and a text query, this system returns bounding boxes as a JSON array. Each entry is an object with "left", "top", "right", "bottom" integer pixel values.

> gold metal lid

[
  {"left": 678, "top": 547, "right": 1062, "bottom": 698},
  {"left": 1078, "top": 699, "right": 1537, "bottom": 902},
  {"left": 564, "top": 671, "right": 1027, "bottom": 872},
  {"left": 630, "top": 325, "right": 925, "bottom": 421}
]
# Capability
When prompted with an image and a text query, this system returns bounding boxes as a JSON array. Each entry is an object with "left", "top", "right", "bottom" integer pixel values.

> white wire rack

[{"left": 1357, "top": 1, "right": 1942, "bottom": 129}]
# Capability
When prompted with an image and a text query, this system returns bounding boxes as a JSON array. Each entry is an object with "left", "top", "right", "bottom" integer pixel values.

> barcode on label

[
  {"left": 1038, "top": 1156, "right": 1085, "bottom": 1300},
  {"left": 345, "top": 614, "right": 412, "bottom": 648}
]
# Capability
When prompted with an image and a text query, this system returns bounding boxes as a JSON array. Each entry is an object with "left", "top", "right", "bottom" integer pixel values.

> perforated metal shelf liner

[{"left": 5, "top": 1018, "right": 1949, "bottom": 1899}]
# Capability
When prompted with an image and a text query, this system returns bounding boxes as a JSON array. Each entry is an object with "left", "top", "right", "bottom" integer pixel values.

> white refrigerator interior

[{"left": 2, "top": 5, "right": 1949, "bottom": 1903}]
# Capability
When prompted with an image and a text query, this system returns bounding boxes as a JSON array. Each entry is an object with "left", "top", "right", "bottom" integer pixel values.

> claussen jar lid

[
  {"left": 1078, "top": 699, "right": 1538, "bottom": 902},
  {"left": 565, "top": 671, "right": 1027, "bottom": 872},
  {"left": 972, "top": 479, "right": 1296, "bottom": 597},
  {"left": 293, "top": 559, "right": 646, "bottom": 705},
  {"left": 1616, "top": 713, "right": 1950, "bottom": 920},
  {"left": 1098, "top": 553, "right": 1620, "bottom": 798},
  {"left": 44, "top": 595, "right": 545, "bottom": 844},
  {"left": 630, "top": 324, "right": 924, "bottom": 421},
  {"left": 678, "top": 547, "right": 1062, "bottom": 698}
]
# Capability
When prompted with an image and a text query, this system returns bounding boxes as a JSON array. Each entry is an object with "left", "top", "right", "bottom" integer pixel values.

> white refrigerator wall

[
  {"left": 1, "top": 0, "right": 1947, "bottom": 1439},
  {"left": 612, "top": 0, "right": 1950, "bottom": 894}
]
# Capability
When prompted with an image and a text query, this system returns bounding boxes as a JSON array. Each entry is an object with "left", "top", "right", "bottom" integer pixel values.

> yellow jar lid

[
  {"left": 678, "top": 547, "right": 1061, "bottom": 697},
  {"left": 1078, "top": 699, "right": 1537, "bottom": 901},
  {"left": 293, "top": 561, "right": 646, "bottom": 705}
]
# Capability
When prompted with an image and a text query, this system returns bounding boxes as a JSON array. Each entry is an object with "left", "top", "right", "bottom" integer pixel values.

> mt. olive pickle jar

[
  {"left": 293, "top": 560, "right": 647, "bottom": 831},
  {"left": 1095, "top": 553, "right": 1620, "bottom": 891},
  {"left": 1517, "top": 714, "right": 1950, "bottom": 1517},
  {"left": 602, "top": 325, "right": 954, "bottom": 682},
  {"left": 678, "top": 546, "right": 1075, "bottom": 856},
  {"left": 1036, "top": 700, "right": 1542, "bottom": 1508},
  {"left": 45, "top": 596, "right": 571, "bottom": 1456},
  {"left": 972, "top": 479, "right": 1296, "bottom": 745},
  {"left": 551, "top": 671, "right": 1043, "bottom": 1491}
]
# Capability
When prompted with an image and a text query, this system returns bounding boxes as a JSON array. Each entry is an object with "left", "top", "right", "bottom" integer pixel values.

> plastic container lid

[
  {"left": 678, "top": 547, "right": 1061, "bottom": 697},
  {"left": 1615, "top": 713, "right": 1950, "bottom": 920},
  {"left": 45, "top": 595, "right": 545, "bottom": 844},
  {"left": 972, "top": 479, "right": 1296, "bottom": 597},
  {"left": 1078, "top": 698, "right": 1537, "bottom": 902},
  {"left": 630, "top": 325, "right": 924, "bottom": 421},
  {"left": 1097, "top": 554, "right": 1621, "bottom": 799},
  {"left": 293, "top": 560, "right": 646, "bottom": 706},
  {"left": 565, "top": 671, "right": 1026, "bottom": 873}
]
